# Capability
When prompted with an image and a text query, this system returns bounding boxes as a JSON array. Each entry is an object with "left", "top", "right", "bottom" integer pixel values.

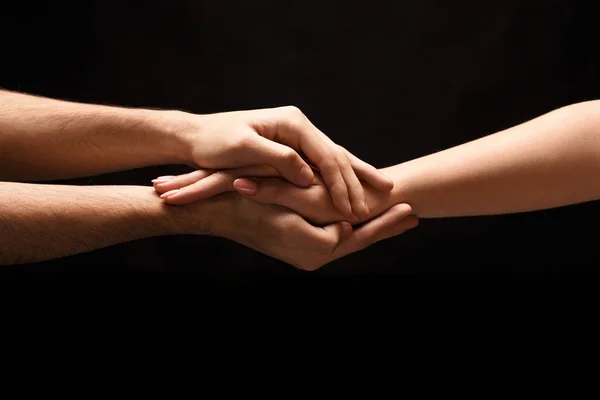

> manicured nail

[
  {"left": 152, "top": 176, "right": 175, "bottom": 184},
  {"left": 233, "top": 179, "right": 257, "bottom": 196},
  {"left": 298, "top": 166, "right": 314, "bottom": 186},
  {"left": 160, "top": 189, "right": 180, "bottom": 199}
]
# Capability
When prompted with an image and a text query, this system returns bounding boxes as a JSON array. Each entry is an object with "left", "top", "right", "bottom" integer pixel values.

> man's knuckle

[
  {"left": 281, "top": 106, "right": 309, "bottom": 129},
  {"left": 320, "top": 157, "right": 337, "bottom": 173},
  {"left": 279, "top": 214, "right": 300, "bottom": 234},
  {"left": 334, "top": 153, "right": 348, "bottom": 166}
]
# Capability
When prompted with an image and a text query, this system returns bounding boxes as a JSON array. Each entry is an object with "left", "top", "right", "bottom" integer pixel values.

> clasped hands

[{"left": 154, "top": 106, "right": 418, "bottom": 270}]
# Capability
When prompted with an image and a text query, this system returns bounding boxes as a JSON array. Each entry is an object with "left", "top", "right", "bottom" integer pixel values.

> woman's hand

[
  {"left": 154, "top": 166, "right": 403, "bottom": 226},
  {"left": 163, "top": 106, "right": 393, "bottom": 219}
]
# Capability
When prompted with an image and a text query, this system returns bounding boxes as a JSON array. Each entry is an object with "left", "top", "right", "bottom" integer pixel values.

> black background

[{"left": 2, "top": 0, "right": 599, "bottom": 276}]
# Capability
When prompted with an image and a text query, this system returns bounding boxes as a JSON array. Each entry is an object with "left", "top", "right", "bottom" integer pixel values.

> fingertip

[
  {"left": 407, "top": 216, "right": 419, "bottom": 229},
  {"left": 233, "top": 178, "right": 258, "bottom": 196},
  {"left": 393, "top": 203, "right": 413, "bottom": 216},
  {"left": 372, "top": 173, "right": 394, "bottom": 191},
  {"left": 160, "top": 189, "right": 180, "bottom": 199},
  {"left": 380, "top": 175, "right": 395, "bottom": 191},
  {"left": 352, "top": 202, "right": 370, "bottom": 220},
  {"left": 340, "top": 221, "right": 353, "bottom": 241},
  {"left": 151, "top": 176, "right": 175, "bottom": 184},
  {"left": 297, "top": 165, "right": 314, "bottom": 187}
]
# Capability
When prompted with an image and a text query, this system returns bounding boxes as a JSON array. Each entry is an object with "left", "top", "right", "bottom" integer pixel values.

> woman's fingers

[{"left": 155, "top": 165, "right": 280, "bottom": 204}]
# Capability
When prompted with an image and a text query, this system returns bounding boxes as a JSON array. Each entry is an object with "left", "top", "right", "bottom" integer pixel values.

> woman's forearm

[
  {"left": 0, "top": 90, "right": 187, "bottom": 181},
  {"left": 383, "top": 100, "right": 600, "bottom": 218}
]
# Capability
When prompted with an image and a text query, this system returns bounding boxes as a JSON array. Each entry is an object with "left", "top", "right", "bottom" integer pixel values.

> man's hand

[
  {"left": 162, "top": 106, "right": 393, "bottom": 219},
  {"left": 194, "top": 193, "right": 417, "bottom": 271},
  {"left": 154, "top": 167, "right": 400, "bottom": 226}
]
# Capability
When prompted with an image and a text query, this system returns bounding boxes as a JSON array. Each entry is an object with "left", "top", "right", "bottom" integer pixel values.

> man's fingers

[
  {"left": 153, "top": 170, "right": 213, "bottom": 194},
  {"left": 321, "top": 221, "right": 353, "bottom": 253},
  {"left": 337, "top": 203, "right": 418, "bottom": 256},
  {"left": 243, "top": 135, "right": 314, "bottom": 187},
  {"left": 346, "top": 152, "right": 395, "bottom": 191}
]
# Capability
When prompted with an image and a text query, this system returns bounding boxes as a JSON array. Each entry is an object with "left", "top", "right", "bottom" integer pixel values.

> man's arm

[
  {"left": 0, "top": 90, "right": 188, "bottom": 181},
  {"left": 0, "top": 182, "right": 196, "bottom": 264},
  {"left": 0, "top": 181, "right": 415, "bottom": 268},
  {"left": 0, "top": 90, "right": 392, "bottom": 218}
]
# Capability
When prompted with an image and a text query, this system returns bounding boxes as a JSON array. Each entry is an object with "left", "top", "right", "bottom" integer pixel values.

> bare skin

[
  {"left": 0, "top": 90, "right": 410, "bottom": 268},
  {"left": 155, "top": 100, "right": 600, "bottom": 222}
]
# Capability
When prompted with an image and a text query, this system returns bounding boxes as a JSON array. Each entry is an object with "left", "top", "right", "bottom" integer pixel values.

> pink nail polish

[
  {"left": 160, "top": 189, "right": 180, "bottom": 199},
  {"left": 152, "top": 176, "right": 175, "bottom": 184},
  {"left": 233, "top": 179, "right": 257, "bottom": 196}
]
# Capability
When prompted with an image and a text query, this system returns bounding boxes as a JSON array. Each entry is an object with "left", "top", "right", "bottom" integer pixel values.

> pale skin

[
  {"left": 0, "top": 90, "right": 409, "bottom": 267},
  {"left": 156, "top": 100, "right": 600, "bottom": 223}
]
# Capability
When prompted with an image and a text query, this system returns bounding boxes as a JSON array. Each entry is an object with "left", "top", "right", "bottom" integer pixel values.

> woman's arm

[
  {"left": 153, "top": 100, "right": 600, "bottom": 223},
  {"left": 385, "top": 100, "right": 600, "bottom": 217},
  {"left": 195, "top": 100, "right": 600, "bottom": 224}
]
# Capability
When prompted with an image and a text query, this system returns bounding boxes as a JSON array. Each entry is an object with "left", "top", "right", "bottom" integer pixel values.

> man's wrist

[
  {"left": 135, "top": 108, "right": 196, "bottom": 166},
  {"left": 166, "top": 193, "right": 235, "bottom": 237}
]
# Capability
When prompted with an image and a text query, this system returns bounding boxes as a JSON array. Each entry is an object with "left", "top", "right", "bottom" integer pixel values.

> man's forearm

[
  {"left": 381, "top": 100, "right": 600, "bottom": 218},
  {"left": 0, "top": 90, "right": 189, "bottom": 181},
  {"left": 0, "top": 182, "right": 195, "bottom": 264}
]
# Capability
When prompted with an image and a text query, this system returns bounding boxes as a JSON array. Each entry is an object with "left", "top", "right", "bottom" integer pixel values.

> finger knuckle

[
  {"left": 319, "top": 157, "right": 338, "bottom": 174},
  {"left": 279, "top": 148, "right": 299, "bottom": 163},
  {"left": 336, "top": 144, "right": 348, "bottom": 153},
  {"left": 278, "top": 214, "right": 300, "bottom": 237},
  {"left": 230, "top": 134, "right": 253, "bottom": 151},
  {"left": 281, "top": 105, "right": 303, "bottom": 118},
  {"left": 282, "top": 106, "right": 309, "bottom": 130},
  {"left": 212, "top": 170, "right": 234, "bottom": 185},
  {"left": 271, "top": 183, "right": 286, "bottom": 200},
  {"left": 334, "top": 152, "right": 348, "bottom": 166}
]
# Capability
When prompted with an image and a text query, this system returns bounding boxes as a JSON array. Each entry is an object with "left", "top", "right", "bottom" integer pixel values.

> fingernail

[
  {"left": 152, "top": 176, "right": 175, "bottom": 184},
  {"left": 160, "top": 189, "right": 180, "bottom": 199},
  {"left": 298, "top": 166, "right": 313, "bottom": 186},
  {"left": 233, "top": 179, "right": 257, "bottom": 196}
]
